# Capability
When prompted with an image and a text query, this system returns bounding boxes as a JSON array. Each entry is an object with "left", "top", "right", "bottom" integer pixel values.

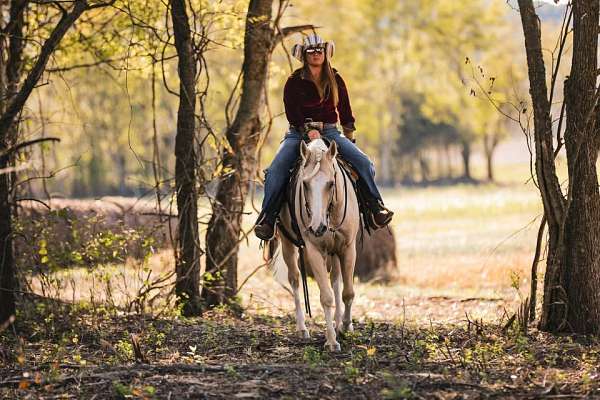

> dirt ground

[{"left": 2, "top": 299, "right": 600, "bottom": 399}]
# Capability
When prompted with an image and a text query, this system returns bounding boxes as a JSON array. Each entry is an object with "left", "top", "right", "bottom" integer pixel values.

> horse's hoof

[
  {"left": 298, "top": 329, "right": 310, "bottom": 339},
  {"left": 343, "top": 323, "right": 354, "bottom": 333},
  {"left": 326, "top": 341, "right": 341, "bottom": 352}
]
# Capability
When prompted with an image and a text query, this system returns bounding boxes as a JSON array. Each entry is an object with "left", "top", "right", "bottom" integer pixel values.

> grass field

[
  {"left": 238, "top": 175, "right": 543, "bottom": 326},
  {"left": 28, "top": 162, "right": 545, "bottom": 325}
]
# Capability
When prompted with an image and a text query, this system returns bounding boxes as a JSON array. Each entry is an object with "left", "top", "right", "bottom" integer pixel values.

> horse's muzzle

[{"left": 310, "top": 223, "right": 327, "bottom": 237}]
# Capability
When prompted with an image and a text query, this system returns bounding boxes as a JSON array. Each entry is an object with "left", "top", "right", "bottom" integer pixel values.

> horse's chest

[{"left": 312, "top": 231, "right": 347, "bottom": 254}]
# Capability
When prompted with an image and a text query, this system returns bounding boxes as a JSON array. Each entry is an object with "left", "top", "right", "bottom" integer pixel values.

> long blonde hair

[{"left": 304, "top": 57, "right": 339, "bottom": 106}]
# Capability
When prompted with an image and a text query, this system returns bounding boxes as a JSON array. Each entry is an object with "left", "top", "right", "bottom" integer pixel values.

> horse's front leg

[
  {"left": 281, "top": 238, "right": 309, "bottom": 338},
  {"left": 330, "top": 255, "right": 344, "bottom": 334},
  {"left": 306, "top": 245, "right": 340, "bottom": 351},
  {"left": 339, "top": 242, "right": 357, "bottom": 333}
]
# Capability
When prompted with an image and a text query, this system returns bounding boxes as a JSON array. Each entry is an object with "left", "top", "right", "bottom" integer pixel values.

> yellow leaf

[{"left": 366, "top": 347, "right": 376, "bottom": 357}]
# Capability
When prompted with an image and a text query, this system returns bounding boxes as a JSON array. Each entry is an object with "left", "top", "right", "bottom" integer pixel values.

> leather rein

[
  {"left": 277, "top": 153, "right": 350, "bottom": 318},
  {"left": 299, "top": 156, "right": 350, "bottom": 234}
]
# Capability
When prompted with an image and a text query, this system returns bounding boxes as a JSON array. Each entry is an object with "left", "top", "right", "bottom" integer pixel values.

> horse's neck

[
  {"left": 332, "top": 159, "right": 344, "bottom": 207},
  {"left": 293, "top": 164, "right": 307, "bottom": 228}
]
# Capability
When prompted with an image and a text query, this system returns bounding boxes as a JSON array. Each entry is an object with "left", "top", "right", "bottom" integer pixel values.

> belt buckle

[{"left": 305, "top": 120, "right": 323, "bottom": 132}]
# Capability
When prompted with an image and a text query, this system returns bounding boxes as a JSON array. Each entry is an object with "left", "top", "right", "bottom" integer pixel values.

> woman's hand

[
  {"left": 343, "top": 128, "right": 356, "bottom": 143},
  {"left": 307, "top": 129, "right": 321, "bottom": 140}
]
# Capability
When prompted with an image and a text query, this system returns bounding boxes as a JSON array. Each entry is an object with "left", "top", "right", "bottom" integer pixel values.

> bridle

[
  {"left": 299, "top": 152, "right": 349, "bottom": 234},
  {"left": 276, "top": 144, "right": 350, "bottom": 319}
]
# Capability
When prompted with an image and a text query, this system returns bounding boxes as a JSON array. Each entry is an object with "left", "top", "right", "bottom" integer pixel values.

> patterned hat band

[{"left": 291, "top": 34, "right": 335, "bottom": 62}]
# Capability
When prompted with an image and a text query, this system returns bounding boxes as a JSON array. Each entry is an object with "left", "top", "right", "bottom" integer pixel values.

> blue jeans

[{"left": 259, "top": 126, "right": 383, "bottom": 224}]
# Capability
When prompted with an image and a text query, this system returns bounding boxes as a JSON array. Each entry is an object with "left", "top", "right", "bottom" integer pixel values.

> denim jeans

[{"left": 259, "top": 126, "right": 383, "bottom": 224}]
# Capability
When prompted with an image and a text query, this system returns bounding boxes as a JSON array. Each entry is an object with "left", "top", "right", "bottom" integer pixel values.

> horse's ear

[
  {"left": 327, "top": 140, "right": 338, "bottom": 159},
  {"left": 300, "top": 141, "right": 309, "bottom": 160}
]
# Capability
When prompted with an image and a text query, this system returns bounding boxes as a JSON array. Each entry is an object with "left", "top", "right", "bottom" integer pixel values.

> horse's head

[{"left": 300, "top": 139, "right": 338, "bottom": 237}]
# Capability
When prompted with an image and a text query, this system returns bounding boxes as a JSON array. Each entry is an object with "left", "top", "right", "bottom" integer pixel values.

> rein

[
  {"left": 279, "top": 149, "right": 350, "bottom": 319},
  {"left": 301, "top": 158, "right": 349, "bottom": 233},
  {"left": 278, "top": 159, "right": 312, "bottom": 317},
  {"left": 328, "top": 161, "right": 349, "bottom": 232}
]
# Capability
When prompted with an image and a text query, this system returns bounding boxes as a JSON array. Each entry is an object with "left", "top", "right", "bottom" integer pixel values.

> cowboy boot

[
  {"left": 254, "top": 213, "right": 276, "bottom": 241},
  {"left": 370, "top": 200, "right": 394, "bottom": 228}
]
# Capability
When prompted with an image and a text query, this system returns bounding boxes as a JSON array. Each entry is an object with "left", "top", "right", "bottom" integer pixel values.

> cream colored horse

[{"left": 273, "top": 139, "right": 360, "bottom": 351}]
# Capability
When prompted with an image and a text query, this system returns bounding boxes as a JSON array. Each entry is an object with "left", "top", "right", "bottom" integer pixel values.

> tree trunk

[
  {"left": 519, "top": 0, "right": 600, "bottom": 333},
  {"left": 203, "top": 0, "right": 274, "bottom": 306},
  {"left": 483, "top": 133, "right": 499, "bottom": 182},
  {"left": 460, "top": 141, "right": 471, "bottom": 180},
  {"left": 558, "top": 0, "right": 600, "bottom": 333},
  {"left": 171, "top": 0, "right": 202, "bottom": 316},
  {"left": 435, "top": 145, "right": 444, "bottom": 180},
  {"left": 1, "top": 0, "right": 89, "bottom": 324},
  {"left": 117, "top": 152, "right": 126, "bottom": 195},
  {"left": 418, "top": 153, "right": 430, "bottom": 183},
  {"left": 0, "top": 155, "right": 15, "bottom": 324},
  {"left": 444, "top": 143, "right": 452, "bottom": 178},
  {"left": 0, "top": 0, "right": 24, "bottom": 324},
  {"left": 518, "top": 0, "right": 566, "bottom": 332}
]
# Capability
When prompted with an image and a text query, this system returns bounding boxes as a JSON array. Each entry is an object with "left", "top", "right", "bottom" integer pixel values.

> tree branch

[
  {"left": 0, "top": 137, "right": 60, "bottom": 162},
  {"left": 0, "top": 0, "right": 89, "bottom": 140},
  {"left": 518, "top": 0, "right": 565, "bottom": 226}
]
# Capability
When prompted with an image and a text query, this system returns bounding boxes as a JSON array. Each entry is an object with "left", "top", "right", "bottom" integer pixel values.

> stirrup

[
  {"left": 254, "top": 220, "right": 275, "bottom": 241},
  {"left": 369, "top": 204, "right": 393, "bottom": 229}
]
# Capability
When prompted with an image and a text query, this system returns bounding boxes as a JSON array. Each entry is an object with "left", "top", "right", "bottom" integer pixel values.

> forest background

[
  {"left": 5, "top": 0, "right": 598, "bottom": 398},
  {"left": 23, "top": 0, "right": 566, "bottom": 198}
]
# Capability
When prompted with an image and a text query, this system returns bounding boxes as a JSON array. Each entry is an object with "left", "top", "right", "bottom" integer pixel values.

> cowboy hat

[{"left": 291, "top": 34, "right": 335, "bottom": 62}]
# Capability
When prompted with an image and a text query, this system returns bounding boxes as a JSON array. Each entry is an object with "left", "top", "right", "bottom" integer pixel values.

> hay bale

[
  {"left": 354, "top": 228, "right": 398, "bottom": 284},
  {"left": 297, "top": 227, "right": 398, "bottom": 284}
]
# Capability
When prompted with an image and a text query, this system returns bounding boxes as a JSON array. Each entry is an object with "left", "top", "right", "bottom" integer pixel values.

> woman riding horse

[{"left": 254, "top": 34, "right": 393, "bottom": 240}]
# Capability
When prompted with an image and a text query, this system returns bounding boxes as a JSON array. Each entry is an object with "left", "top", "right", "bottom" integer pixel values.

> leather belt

[{"left": 290, "top": 122, "right": 338, "bottom": 131}]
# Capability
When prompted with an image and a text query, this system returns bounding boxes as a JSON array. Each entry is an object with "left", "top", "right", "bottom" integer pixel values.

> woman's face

[{"left": 305, "top": 47, "right": 325, "bottom": 67}]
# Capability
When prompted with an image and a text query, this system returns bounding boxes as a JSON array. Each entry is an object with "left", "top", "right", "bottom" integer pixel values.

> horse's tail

[{"left": 264, "top": 237, "right": 290, "bottom": 289}]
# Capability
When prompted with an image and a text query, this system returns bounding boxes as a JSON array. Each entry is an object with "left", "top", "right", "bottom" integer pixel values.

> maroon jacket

[{"left": 283, "top": 68, "right": 356, "bottom": 133}]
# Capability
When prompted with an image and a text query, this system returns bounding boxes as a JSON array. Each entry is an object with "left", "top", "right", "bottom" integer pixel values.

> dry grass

[
  {"left": 237, "top": 176, "right": 542, "bottom": 325},
  {"left": 27, "top": 163, "right": 543, "bottom": 327},
  {"left": 11, "top": 163, "right": 600, "bottom": 400}
]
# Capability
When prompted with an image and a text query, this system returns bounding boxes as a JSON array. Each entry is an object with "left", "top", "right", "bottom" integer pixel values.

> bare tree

[
  {"left": 170, "top": 0, "right": 202, "bottom": 316},
  {"left": 202, "top": 0, "right": 312, "bottom": 306},
  {"left": 518, "top": 0, "right": 600, "bottom": 333},
  {"left": 0, "top": 0, "right": 113, "bottom": 325}
]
